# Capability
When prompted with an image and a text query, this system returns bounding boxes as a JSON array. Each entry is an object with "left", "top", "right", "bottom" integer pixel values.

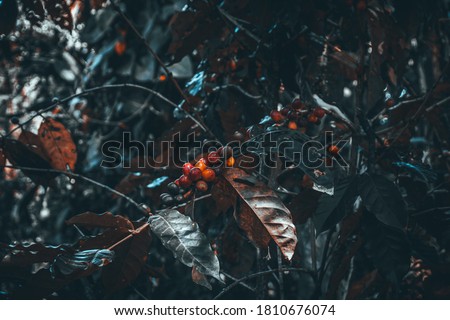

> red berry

[
  {"left": 270, "top": 110, "right": 284, "bottom": 123},
  {"left": 182, "top": 163, "right": 194, "bottom": 176},
  {"left": 328, "top": 145, "right": 340, "bottom": 155},
  {"left": 307, "top": 114, "right": 318, "bottom": 123},
  {"left": 195, "top": 180, "right": 209, "bottom": 193},
  {"left": 280, "top": 107, "right": 290, "bottom": 116},
  {"left": 178, "top": 175, "right": 192, "bottom": 188},
  {"left": 313, "top": 108, "right": 326, "bottom": 118},
  {"left": 189, "top": 167, "right": 202, "bottom": 181},
  {"left": 202, "top": 168, "right": 216, "bottom": 182},
  {"left": 207, "top": 151, "right": 221, "bottom": 165},
  {"left": 292, "top": 98, "right": 304, "bottom": 110},
  {"left": 386, "top": 98, "right": 395, "bottom": 108}
]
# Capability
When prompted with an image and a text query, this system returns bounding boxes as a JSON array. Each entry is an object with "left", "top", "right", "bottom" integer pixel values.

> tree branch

[{"left": 1, "top": 165, "right": 150, "bottom": 216}]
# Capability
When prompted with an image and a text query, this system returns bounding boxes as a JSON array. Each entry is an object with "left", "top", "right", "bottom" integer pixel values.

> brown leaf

[
  {"left": 18, "top": 130, "right": 49, "bottom": 162},
  {"left": 102, "top": 222, "right": 152, "bottom": 295},
  {"left": 38, "top": 118, "right": 77, "bottom": 171},
  {"left": 222, "top": 168, "right": 298, "bottom": 260},
  {"left": 66, "top": 212, "right": 134, "bottom": 232},
  {"left": 210, "top": 176, "right": 236, "bottom": 215},
  {"left": 192, "top": 266, "right": 212, "bottom": 290},
  {"left": 2, "top": 138, "right": 56, "bottom": 186}
]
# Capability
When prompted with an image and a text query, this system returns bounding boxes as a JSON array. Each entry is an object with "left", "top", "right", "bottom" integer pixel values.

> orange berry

[
  {"left": 270, "top": 110, "right": 284, "bottom": 123},
  {"left": 195, "top": 159, "right": 208, "bottom": 171},
  {"left": 202, "top": 168, "right": 216, "bottom": 182},
  {"left": 328, "top": 145, "right": 340, "bottom": 155},
  {"left": 114, "top": 41, "right": 126, "bottom": 56},
  {"left": 229, "top": 59, "right": 237, "bottom": 71},
  {"left": 226, "top": 156, "right": 235, "bottom": 167},
  {"left": 159, "top": 74, "right": 167, "bottom": 81},
  {"left": 307, "top": 114, "right": 318, "bottom": 123},
  {"left": 288, "top": 121, "right": 298, "bottom": 130}
]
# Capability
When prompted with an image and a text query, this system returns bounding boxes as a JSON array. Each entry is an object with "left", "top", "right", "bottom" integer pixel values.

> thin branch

[
  {"left": 107, "top": 223, "right": 150, "bottom": 251},
  {"left": 1, "top": 165, "right": 150, "bottom": 216},
  {"left": 111, "top": 2, "right": 214, "bottom": 137},
  {"left": 4, "top": 83, "right": 206, "bottom": 138},
  {"left": 220, "top": 272, "right": 256, "bottom": 292},
  {"left": 214, "top": 267, "right": 313, "bottom": 300},
  {"left": 386, "top": 61, "right": 450, "bottom": 149}
]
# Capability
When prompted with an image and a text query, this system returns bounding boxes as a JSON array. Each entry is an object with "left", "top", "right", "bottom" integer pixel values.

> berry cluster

[
  {"left": 159, "top": 146, "right": 235, "bottom": 207},
  {"left": 270, "top": 98, "right": 327, "bottom": 130},
  {"left": 402, "top": 257, "right": 432, "bottom": 299}
]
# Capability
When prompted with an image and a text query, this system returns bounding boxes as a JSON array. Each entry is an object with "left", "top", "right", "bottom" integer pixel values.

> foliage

[{"left": 0, "top": 0, "right": 450, "bottom": 299}]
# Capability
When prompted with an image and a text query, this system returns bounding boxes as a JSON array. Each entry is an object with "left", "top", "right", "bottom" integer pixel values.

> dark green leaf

[
  {"left": 358, "top": 173, "right": 407, "bottom": 230},
  {"left": 314, "top": 176, "right": 356, "bottom": 234},
  {"left": 149, "top": 209, "right": 220, "bottom": 280},
  {"left": 362, "top": 212, "right": 410, "bottom": 288}
]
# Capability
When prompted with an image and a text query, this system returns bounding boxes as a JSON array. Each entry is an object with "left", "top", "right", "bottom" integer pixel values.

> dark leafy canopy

[{"left": 0, "top": 0, "right": 449, "bottom": 300}]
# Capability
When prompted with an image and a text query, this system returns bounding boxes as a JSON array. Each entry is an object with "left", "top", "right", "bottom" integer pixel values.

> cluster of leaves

[{"left": 0, "top": 0, "right": 450, "bottom": 299}]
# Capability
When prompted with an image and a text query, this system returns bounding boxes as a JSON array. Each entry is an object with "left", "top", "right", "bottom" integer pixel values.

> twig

[
  {"left": 220, "top": 272, "right": 256, "bottom": 292},
  {"left": 0, "top": 165, "right": 150, "bottom": 216},
  {"left": 107, "top": 223, "right": 150, "bottom": 251},
  {"left": 4, "top": 83, "right": 205, "bottom": 138},
  {"left": 212, "top": 84, "right": 262, "bottom": 100},
  {"left": 111, "top": 2, "right": 190, "bottom": 105},
  {"left": 214, "top": 267, "right": 313, "bottom": 300},
  {"left": 387, "top": 61, "right": 450, "bottom": 149},
  {"left": 216, "top": 7, "right": 267, "bottom": 48},
  {"left": 111, "top": 2, "right": 214, "bottom": 137}
]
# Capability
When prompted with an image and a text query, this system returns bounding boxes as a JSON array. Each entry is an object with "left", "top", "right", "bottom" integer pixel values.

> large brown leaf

[
  {"left": 102, "top": 222, "right": 152, "bottom": 295},
  {"left": 66, "top": 212, "right": 134, "bottom": 232},
  {"left": 222, "top": 168, "right": 298, "bottom": 260},
  {"left": 38, "top": 118, "right": 77, "bottom": 171}
]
